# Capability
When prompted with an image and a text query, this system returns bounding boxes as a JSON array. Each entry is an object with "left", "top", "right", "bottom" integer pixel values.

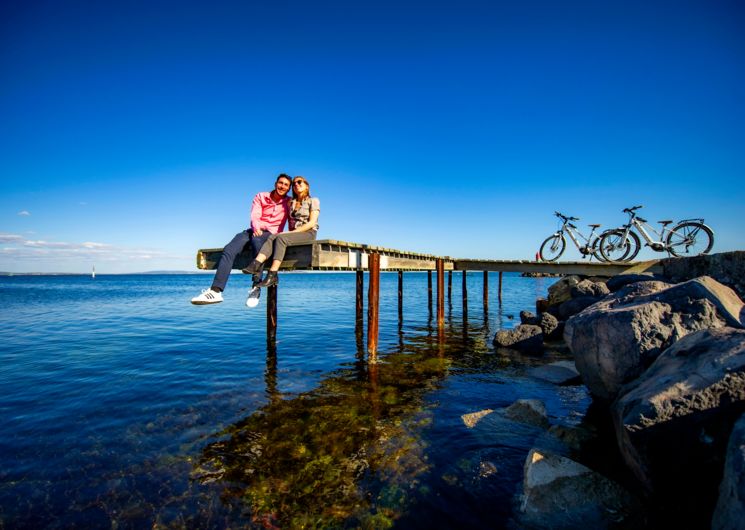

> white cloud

[
  {"left": 0, "top": 234, "right": 186, "bottom": 263},
  {"left": 0, "top": 233, "right": 25, "bottom": 243},
  {"left": 17, "top": 210, "right": 31, "bottom": 216}
]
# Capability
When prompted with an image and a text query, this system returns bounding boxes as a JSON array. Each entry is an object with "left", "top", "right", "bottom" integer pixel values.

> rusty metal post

[
  {"left": 356, "top": 269, "right": 364, "bottom": 322},
  {"left": 483, "top": 271, "right": 489, "bottom": 314},
  {"left": 498, "top": 271, "right": 503, "bottom": 304},
  {"left": 267, "top": 284, "right": 278, "bottom": 341},
  {"left": 367, "top": 253, "right": 380, "bottom": 360},
  {"left": 462, "top": 270, "right": 468, "bottom": 318},
  {"left": 436, "top": 259, "right": 444, "bottom": 328}
]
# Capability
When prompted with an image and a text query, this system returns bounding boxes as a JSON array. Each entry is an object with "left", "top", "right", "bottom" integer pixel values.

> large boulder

[
  {"left": 712, "top": 413, "right": 745, "bottom": 530},
  {"left": 612, "top": 328, "right": 745, "bottom": 526},
  {"left": 494, "top": 324, "right": 543, "bottom": 354},
  {"left": 565, "top": 276, "right": 743, "bottom": 400},
  {"left": 517, "top": 449, "right": 643, "bottom": 529},
  {"left": 606, "top": 273, "right": 668, "bottom": 293},
  {"left": 547, "top": 275, "right": 581, "bottom": 306},
  {"left": 571, "top": 279, "right": 610, "bottom": 298},
  {"left": 558, "top": 296, "right": 601, "bottom": 320}
]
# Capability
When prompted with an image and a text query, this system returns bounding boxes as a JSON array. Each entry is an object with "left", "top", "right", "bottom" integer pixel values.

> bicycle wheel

[
  {"left": 599, "top": 230, "right": 639, "bottom": 262},
  {"left": 666, "top": 222, "right": 714, "bottom": 257},
  {"left": 590, "top": 237, "right": 606, "bottom": 262},
  {"left": 539, "top": 234, "right": 566, "bottom": 262}
]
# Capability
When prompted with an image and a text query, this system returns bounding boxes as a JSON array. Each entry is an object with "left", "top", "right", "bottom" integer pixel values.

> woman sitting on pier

[{"left": 243, "top": 176, "right": 320, "bottom": 288}]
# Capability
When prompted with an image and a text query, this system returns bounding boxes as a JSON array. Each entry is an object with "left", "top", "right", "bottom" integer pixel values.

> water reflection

[{"left": 194, "top": 318, "right": 496, "bottom": 528}]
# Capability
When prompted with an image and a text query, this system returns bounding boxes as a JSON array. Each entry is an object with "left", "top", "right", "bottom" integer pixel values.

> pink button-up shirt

[{"left": 250, "top": 192, "right": 290, "bottom": 234}]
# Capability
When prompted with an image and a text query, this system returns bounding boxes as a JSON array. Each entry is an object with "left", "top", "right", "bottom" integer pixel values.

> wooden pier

[{"left": 197, "top": 239, "right": 661, "bottom": 359}]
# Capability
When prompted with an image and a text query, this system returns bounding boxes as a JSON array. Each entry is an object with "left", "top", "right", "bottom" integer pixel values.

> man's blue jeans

[{"left": 211, "top": 230, "right": 271, "bottom": 291}]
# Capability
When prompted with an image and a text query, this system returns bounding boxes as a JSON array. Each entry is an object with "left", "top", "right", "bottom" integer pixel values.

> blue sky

[{"left": 1, "top": 0, "right": 743, "bottom": 273}]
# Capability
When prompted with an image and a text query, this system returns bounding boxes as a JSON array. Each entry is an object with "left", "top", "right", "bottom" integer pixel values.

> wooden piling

[
  {"left": 267, "top": 284, "right": 278, "bottom": 341},
  {"left": 436, "top": 259, "right": 444, "bottom": 328},
  {"left": 462, "top": 270, "right": 468, "bottom": 318},
  {"left": 498, "top": 271, "right": 503, "bottom": 304},
  {"left": 367, "top": 253, "right": 380, "bottom": 359}
]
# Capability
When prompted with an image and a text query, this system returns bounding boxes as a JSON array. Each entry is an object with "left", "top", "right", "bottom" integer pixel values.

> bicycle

[
  {"left": 538, "top": 212, "right": 609, "bottom": 262},
  {"left": 598, "top": 205, "right": 714, "bottom": 262}
]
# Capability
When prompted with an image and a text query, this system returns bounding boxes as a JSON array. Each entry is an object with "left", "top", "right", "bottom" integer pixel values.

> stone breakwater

[{"left": 492, "top": 251, "right": 745, "bottom": 529}]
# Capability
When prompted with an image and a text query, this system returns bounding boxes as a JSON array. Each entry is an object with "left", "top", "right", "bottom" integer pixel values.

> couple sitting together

[{"left": 191, "top": 173, "right": 320, "bottom": 306}]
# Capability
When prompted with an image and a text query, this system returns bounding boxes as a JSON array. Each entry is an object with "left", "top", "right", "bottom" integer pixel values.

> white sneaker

[
  {"left": 246, "top": 286, "right": 261, "bottom": 308},
  {"left": 191, "top": 289, "right": 223, "bottom": 305}
]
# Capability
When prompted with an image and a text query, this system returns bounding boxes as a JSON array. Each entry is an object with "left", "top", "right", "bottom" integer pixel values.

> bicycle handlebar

[
  {"left": 554, "top": 211, "right": 579, "bottom": 221},
  {"left": 622, "top": 205, "right": 643, "bottom": 213}
]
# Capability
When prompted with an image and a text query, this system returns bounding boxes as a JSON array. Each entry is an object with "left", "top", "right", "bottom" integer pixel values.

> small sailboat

[{"left": 92, "top": 265, "right": 96, "bottom": 279}]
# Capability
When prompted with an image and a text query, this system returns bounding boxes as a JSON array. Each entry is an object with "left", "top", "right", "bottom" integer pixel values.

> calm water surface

[{"left": 0, "top": 272, "right": 589, "bottom": 528}]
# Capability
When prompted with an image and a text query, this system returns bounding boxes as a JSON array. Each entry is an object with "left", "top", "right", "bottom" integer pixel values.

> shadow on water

[{"left": 193, "top": 315, "right": 508, "bottom": 529}]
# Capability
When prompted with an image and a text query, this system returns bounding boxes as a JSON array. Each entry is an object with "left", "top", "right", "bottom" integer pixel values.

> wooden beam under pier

[{"left": 196, "top": 239, "right": 660, "bottom": 276}]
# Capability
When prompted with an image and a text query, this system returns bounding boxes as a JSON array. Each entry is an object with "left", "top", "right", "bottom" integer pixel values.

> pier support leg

[
  {"left": 483, "top": 271, "right": 489, "bottom": 314},
  {"left": 398, "top": 270, "right": 403, "bottom": 316},
  {"left": 436, "top": 259, "right": 444, "bottom": 328},
  {"left": 356, "top": 270, "right": 364, "bottom": 322},
  {"left": 462, "top": 270, "right": 468, "bottom": 318},
  {"left": 367, "top": 253, "right": 380, "bottom": 360},
  {"left": 448, "top": 270, "right": 452, "bottom": 304},
  {"left": 267, "top": 284, "right": 278, "bottom": 342},
  {"left": 498, "top": 271, "right": 503, "bottom": 304},
  {"left": 427, "top": 270, "right": 433, "bottom": 314}
]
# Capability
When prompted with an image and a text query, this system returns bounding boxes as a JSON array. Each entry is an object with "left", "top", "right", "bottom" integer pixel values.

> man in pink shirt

[{"left": 191, "top": 174, "right": 291, "bottom": 304}]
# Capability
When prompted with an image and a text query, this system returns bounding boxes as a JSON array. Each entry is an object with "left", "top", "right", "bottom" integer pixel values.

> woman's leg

[
  {"left": 267, "top": 231, "right": 317, "bottom": 271},
  {"left": 211, "top": 230, "right": 251, "bottom": 292}
]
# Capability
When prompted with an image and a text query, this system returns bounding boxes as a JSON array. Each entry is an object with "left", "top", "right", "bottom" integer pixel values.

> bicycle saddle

[
  {"left": 658, "top": 220, "right": 673, "bottom": 226},
  {"left": 588, "top": 224, "right": 601, "bottom": 228}
]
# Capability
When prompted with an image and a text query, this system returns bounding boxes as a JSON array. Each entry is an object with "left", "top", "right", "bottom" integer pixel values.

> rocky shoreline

[{"left": 490, "top": 251, "right": 745, "bottom": 529}]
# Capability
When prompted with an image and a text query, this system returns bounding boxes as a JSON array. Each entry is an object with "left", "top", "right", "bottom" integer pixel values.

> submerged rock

[
  {"left": 461, "top": 409, "right": 494, "bottom": 429},
  {"left": 504, "top": 399, "right": 550, "bottom": 429},
  {"left": 517, "top": 449, "right": 643, "bottom": 529},
  {"left": 528, "top": 361, "right": 581, "bottom": 386}
]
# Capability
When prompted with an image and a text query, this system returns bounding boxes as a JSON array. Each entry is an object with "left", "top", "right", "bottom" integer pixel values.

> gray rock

[
  {"left": 547, "top": 275, "right": 581, "bottom": 307},
  {"left": 713, "top": 413, "right": 745, "bottom": 530},
  {"left": 539, "top": 312, "right": 560, "bottom": 339},
  {"left": 517, "top": 449, "right": 643, "bottom": 530},
  {"left": 494, "top": 324, "right": 543, "bottom": 354},
  {"left": 571, "top": 278, "right": 610, "bottom": 298},
  {"left": 504, "top": 399, "right": 550, "bottom": 429},
  {"left": 520, "top": 310, "right": 540, "bottom": 326},
  {"left": 558, "top": 295, "right": 599, "bottom": 320},
  {"left": 606, "top": 273, "right": 666, "bottom": 292},
  {"left": 612, "top": 328, "right": 745, "bottom": 522},
  {"left": 661, "top": 250, "right": 745, "bottom": 301},
  {"left": 529, "top": 361, "right": 581, "bottom": 385},
  {"left": 565, "top": 276, "right": 741, "bottom": 400}
]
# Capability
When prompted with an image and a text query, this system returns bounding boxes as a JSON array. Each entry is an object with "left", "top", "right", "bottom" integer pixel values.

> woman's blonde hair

[{"left": 291, "top": 176, "right": 310, "bottom": 210}]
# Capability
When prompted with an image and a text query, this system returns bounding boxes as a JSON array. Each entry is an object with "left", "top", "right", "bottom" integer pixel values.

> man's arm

[{"left": 250, "top": 193, "right": 264, "bottom": 235}]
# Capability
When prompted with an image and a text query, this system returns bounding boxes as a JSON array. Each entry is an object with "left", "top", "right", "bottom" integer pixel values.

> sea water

[{"left": 0, "top": 272, "right": 589, "bottom": 528}]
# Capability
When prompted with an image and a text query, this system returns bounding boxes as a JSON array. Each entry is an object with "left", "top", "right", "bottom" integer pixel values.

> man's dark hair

[{"left": 276, "top": 173, "right": 291, "bottom": 183}]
